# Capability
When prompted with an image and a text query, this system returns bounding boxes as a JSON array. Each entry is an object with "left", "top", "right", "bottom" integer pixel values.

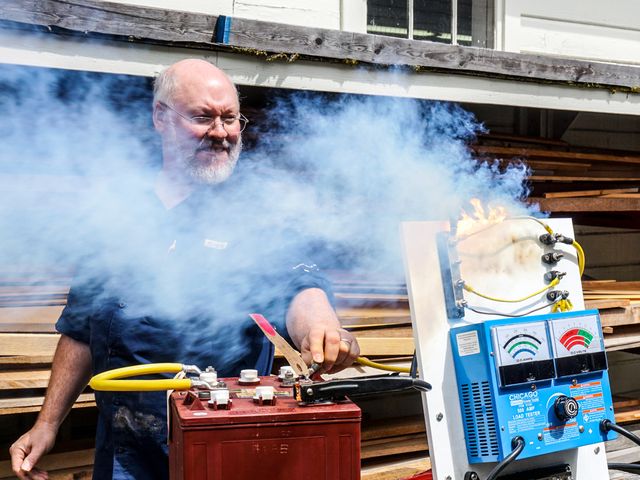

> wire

[
  {"left": 573, "top": 239, "right": 585, "bottom": 276},
  {"left": 410, "top": 351, "right": 418, "bottom": 378},
  {"left": 356, "top": 356, "right": 410, "bottom": 373},
  {"left": 89, "top": 363, "right": 192, "bottom": 391},
  {"left": 602, "top": 419, "right": 640, "bottom": 445},
  {"left": 600, "top": 420, "right": 640, "bottom": 475},
  {"left": 465, "top": 300, "right": 558, "bottom": 318},
  {"left": 485, "top": 436, "right": 525, "bottom": 480},
  {"left": 608, "top": 463, "right": 640, "bottom": 474},
  {"left": 455, "top": 215, "right": 552, "bottom": 242},
  {"left": 551, "top": 297, "right": 573, "bottom": 313},
  {"left": 463, "top": 277, "right": 559, "bottom": 303}
]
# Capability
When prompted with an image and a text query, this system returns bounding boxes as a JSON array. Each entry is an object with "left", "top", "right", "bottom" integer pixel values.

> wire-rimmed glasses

[{"left": 160, "top": 102, "right": 249, "bottom": 133}]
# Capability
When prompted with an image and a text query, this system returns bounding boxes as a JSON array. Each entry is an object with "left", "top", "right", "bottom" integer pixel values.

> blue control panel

[{"left": 450, "top": 310, "right": 616, "bottom": 463}]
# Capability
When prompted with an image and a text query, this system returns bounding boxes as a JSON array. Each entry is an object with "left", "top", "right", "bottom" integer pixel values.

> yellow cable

[
  {"left": 572, "top": 240, "right": 585, "bottom": 277},
  {"left": 463, "top": 277, "right": 559, "bottom": 303},
  {"left": 356, "top": 356, "right": 411, "bottom": 373},
  {"left": 552, "top": 298, "right": 573, "bottom": 313},
  {"left": 89, "top": 363, "right": 192, "bottom": 392}
]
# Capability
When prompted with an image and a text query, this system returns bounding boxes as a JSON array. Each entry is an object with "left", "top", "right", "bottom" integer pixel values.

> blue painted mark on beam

[{"left": 214, "top": 15, "right": 232, "bottom": 44}]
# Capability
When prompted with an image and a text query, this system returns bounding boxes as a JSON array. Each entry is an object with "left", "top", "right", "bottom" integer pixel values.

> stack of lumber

[
  {"left": 5, "top": 271, "right": 640, "bottom": 477},
  {"left": 584, "top": 281, "right": 640, "bottom": 351},
  {"left": 0, "top": 273, "right": 92, "bottom": 418},
  {"left": 470, "top": 134, "right": 640, "bottom": 217},
  {"left": 333, "top": 274, "right": 413, "bottom": 358}
]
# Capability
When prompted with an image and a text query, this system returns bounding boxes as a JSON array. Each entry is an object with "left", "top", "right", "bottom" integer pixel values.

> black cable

[
  {"left": 485, "top": 436, "right": 525, "bottom": 480},
  {"left": 412, "top": 378, "right": 432, "bottom": 391},
  {"left": 465, "top": 301, "right": 557, "bottom": 318},
  {"left": 608, "top": 463, "right": 640, "bottom": 474},
  {"left": 601, "top": 420, "right": 640, "bottom": 475},
  {"left": 410, "top": 350, "right": 418, "bottom": 378},
  {"left": 601, "top": 419, "right": 640, "bottom": 445}
]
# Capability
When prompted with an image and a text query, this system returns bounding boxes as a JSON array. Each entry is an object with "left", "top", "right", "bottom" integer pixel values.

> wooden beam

[
  {"left": 0, "top": 0, "right": 217, "bottom": 46},
  {"left": 0, "top": 332, "right": 60, "bottom": 356},
  {"left": 0, "top": 368, "right": 50, "bottom": 390},
  {"left": 544, "top": 188, "right": 640, "bottom": 199},
  {"left": 0, "top": 448, "right": 95, "bottom": 478},
  {"left": 472, "top": 146, "right": 640, "bottom": 165},
  {"left": 1, "top": 0, "right": 640, "bottom": 92},
  {"left": 0, "top": 392, "right": 94, "bottom": 413},
  {"left": 531, "top": 197, "right": 640, "bottom": 212},
  {"left": 529, "top": 175, "right": 640, "bottom": 182}
]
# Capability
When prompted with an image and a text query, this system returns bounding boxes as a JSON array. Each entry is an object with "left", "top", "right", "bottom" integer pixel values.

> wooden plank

[
  {"left": 605, "top": 331, "right": 640, "bottom": 351},
  {"left": 585, "top": 299, "right": 631, "bottom": 310},
  {"left": 275, "top": 337, "right": 415, "bottom": 358},
  {"left": 603, "top": 193, "right": 640, "bottom": 198},
  {"left": 530, "top": 175, "right": 640, "bottom": 182},
  {"left": 0, "top": 368, "right": 50, "bottom": 390},
  {"left": 473, "top": 146, "right": 640, "bottom": 165},
  {"left": 1, "top": 0, "right": 640, "bottom": 91},
  {"left": 0, "top": 0, "right": 218, "bottom": 45},
  {"left": 544, "top": 188, "right": 640, "bottom": 199},
  {"left": 361, "top": 433, "right": 428, "bottom": 460},
  {"left": 0, "top": 392, "right": 94, "bottom": 413},
  {"left": 336, "top": 293, "right": 409, "bottom": 302},
  {"left": 0, "top": 305, "right": 65, "bottom": 323},
  {"left": 584, "top": 281, "right": 640, "bottom": 291},
  {"left": 362, "top": 415, "right": 426, "bottom": 441},
  {"left": 0, "top": 448, "right": 94, "bottom": 479},
  {"left": 361, "top": 456, "right": 431, "bottom": 480},
  {"left": 0, "top": 322, "right": 57, "bottom": 333},
  {"left": 531, "top": 197, "right": 640, "bottom": 212},
  {"left": 0, "top": 332, "right": 60, "bottom": 356},
  {"left": 337, "top": 307, "right": 411, "bottom": 318},
  {"left": 599, "top": 309, "right": 637, "bottom": 328},
  {"left": 0, "top": 354, "right": 53, "bottom": 366}
]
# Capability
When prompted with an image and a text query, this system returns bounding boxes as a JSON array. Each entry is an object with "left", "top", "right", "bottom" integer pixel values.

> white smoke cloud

[{"left": 0, "top": 65, "right": 532, "bottom": 369}]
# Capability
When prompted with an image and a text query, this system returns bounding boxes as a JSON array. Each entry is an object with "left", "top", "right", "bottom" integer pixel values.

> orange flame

[{"left": 456, "top": 198, "right": 507, "bottom": 237}]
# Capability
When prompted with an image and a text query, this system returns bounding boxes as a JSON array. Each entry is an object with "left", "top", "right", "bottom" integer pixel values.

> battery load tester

[{"left": 450, "top": 309, "right": 614, "bottom": 464}]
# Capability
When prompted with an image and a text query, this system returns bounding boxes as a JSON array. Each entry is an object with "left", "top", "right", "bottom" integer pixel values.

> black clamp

[{"left": 293, "top": 375, "right": 431, "bottom": 404}]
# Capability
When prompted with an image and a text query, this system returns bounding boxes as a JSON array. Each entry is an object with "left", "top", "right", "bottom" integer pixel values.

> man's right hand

[{"left": 10, "top": 421, "right": 57, "bottom": 479}]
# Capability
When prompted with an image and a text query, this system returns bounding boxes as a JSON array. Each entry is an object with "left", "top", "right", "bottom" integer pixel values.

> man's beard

[{"left": 181, "top": 137, "right": 242, "bottom": 185}]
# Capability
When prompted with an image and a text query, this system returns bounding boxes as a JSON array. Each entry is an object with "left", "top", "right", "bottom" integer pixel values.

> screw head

[
  {"left": 594, "top": 446, "right": 600, "bottom": 454},
  {"left": 537, "top": 433, "right": 543, "bottom": 441},
  {"left": 436, "top": 413, "right": 444, "bottom": 422},
  {"left": 306, "top": 388, "right": 314, "bottom": 396},
  {"left": 579, "top": 425, "right": 585, "bottom": 433}
]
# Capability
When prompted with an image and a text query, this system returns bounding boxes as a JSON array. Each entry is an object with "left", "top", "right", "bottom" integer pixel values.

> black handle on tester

[{"left": 295, "top": 375, "right": 431, "bottom": 403}]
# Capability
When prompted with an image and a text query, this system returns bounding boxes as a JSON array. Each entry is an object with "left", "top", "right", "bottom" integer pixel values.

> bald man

[{"left": 10, "top": 59, "right": 359, "bottom": 480}]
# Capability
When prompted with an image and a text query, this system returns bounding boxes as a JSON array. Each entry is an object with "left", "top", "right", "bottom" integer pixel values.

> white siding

[
  {"left": 104, "top": 0, "right": 233, "bottom": 15},
  {"left": 497, "top": 0, "right": 640, "bottom": 65},
  {"left": 103, "top": 0, "right": 363, "bottom": 31},
  {"left": 234, "top": 0, "right": 340, "bottom": 29}
]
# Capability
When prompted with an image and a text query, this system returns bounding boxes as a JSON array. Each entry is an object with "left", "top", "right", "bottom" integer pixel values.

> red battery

[{"left": 169, "top": 376, "right": 361, "bottom": 480}]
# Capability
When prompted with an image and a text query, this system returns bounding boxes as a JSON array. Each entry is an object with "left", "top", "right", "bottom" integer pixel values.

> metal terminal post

[
  {"left": 539, "top": 233, "right": 557, "bottom": 245},
  {"left": 182, "top": 364, "right": 202, "bottom": 376},
  {"left": 547, "top": 290, "right": 570, "bottom": 302},
  {"left": 541, "top": 252, "right": 564, "bottom": 265},
  {"left": 307, "top": 362, "right": 322, "bottom": 378},
  {"left": 544, "top": 270, "right": 566, "bottom": 283}
]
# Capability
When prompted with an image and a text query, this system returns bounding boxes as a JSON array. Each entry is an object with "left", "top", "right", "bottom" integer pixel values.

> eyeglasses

[{"left": 160, "top": 102, "right": 249, "bottom": 133}]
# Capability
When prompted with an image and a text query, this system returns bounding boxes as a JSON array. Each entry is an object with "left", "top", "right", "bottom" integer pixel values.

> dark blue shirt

[{"left": 56, "top": 181, "right": 334, "bottom": 479}]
